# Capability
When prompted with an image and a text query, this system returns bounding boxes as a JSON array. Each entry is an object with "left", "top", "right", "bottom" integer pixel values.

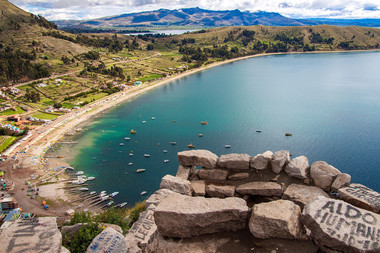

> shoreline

[{"left": 4, "top": 48, "right": 380, "bottom": 216}]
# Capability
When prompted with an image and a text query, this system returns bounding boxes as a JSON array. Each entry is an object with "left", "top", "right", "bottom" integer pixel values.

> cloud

[{"left": 8, "top": 0, "right": 380, "bottom": 20}]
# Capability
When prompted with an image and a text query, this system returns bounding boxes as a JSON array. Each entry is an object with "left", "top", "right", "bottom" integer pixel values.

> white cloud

[{"left": 9, "top": 0, "right": 380, "bottom": 20}]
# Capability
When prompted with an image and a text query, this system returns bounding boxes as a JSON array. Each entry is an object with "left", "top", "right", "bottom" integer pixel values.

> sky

[{"left": 9, "top": 0, "right": 380, "bottom": 21}]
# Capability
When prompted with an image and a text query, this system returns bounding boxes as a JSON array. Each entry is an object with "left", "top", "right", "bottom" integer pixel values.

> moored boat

[
  {"left": 128, "top": 162, "right": 133, "bottom": 166},
  {"left": 79, "top": 187, "right": 88, "bottom": 191},
  {"left": 144, "top": 154, "right": 150, "bottom": 158},
  {"left": 66, "top": 167, "right": 74, "bottom": 171},
  {"left": 151, "top": 117, "right": 155, "bottom": 120},
  {"left": 118, "top": 202, "right": 127, "bottom": 208},
  {"left": 201, "top": 121, "right": 208, "bottom": 125},
  {"left": 90, "top": 191, "right": 96, "bottom": 195},
  {"left": 140, "top": 191, "right": 147, "bottom": 196},
  {"left": 163, "top": 150, "right": 168, "bottom": 153},
  {"left": 170, "top": 142, "right": 176, "bottom": 145},
  {"left": 187, "top": 143, "right": 195, "bottom": 148},
  {"left": 87, "top": 176, "right": 95, "bottom": 181},
  {"left": 285, "top": 133, "right": 292, "bottom": 136},
  {"left": 75, "top": 171, "right": 84, "bottom": 176},
  {"left": 142, "top": 121, "right": 146, "bottom": 123},
  {"left": 136, "top": 169, "right": 146, "bottom": 173},
  {"left": 256, "top": 130, "right": 262, "bottom": 133},
  {"left": 129, "top": 153, "right": 134, "bottom": 156},
  {"left": 120, "top": 143, "right": 124, "bottom": 146},
  {"left": 164, "top": 160, "right": 169, "bottom": 163},
  {"left": 198, "top": 134, "right": 203, "bottom": 137},
  {"left": 130, "top": 129, "right": 136, "bottom": 134},
  {"left": 225, "top": 145, "right": 231, "bottom": 148},
  {"left": 110, "top": 192, "right": 119, "bottom": 197},
  {"left": 106, "top": 201, "right": 114, "bottom": 207},
  {"left": 124, "top": 137, "right": 130, "bottom": 140}
]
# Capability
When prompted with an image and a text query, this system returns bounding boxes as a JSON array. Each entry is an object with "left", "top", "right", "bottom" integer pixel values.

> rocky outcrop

[
  {"left": 282, "top": 184, "right": 330, "bottom": 208},
  {"left": 160, "top": 174, "right": 192, "bottom": 195},
  {"left": 331, "top": 173, "right": 351, "bottom": 192},
  {"left": 249, "top": 200, "right": 301, "bottom": 239},
  {"left": 191, "top": 180, "right": 206, "bottom": 196},
  {"left": 250, "top": 150, "right": 273, "bottom": 170},
  {"left": 199, "top": 168, "right": 228, "bottom": 181},
  {"left": 236, "top": 181, "right": 283, "bottom": 197},
  {"left": 310, "top": 161, "right": 341, "bottom": 191},
  {"left": 285, "top": 155, "right": 309, "bottom": 180},
  {"left": 0, "top": 217, "right": 62, "bottom": 253},
  {"left": 338, "top": 184, "right": 380, "bottom": 213},
  {"left": 145, "top": 189, "right": 175, "bottom": 207},
  {"left": 302, "top": 196, "right": 380, "bottom": 252},
  {"left": 176, "top": 165, "right": 195, "bottom": 180},
  {"left": 205, "top": 184, "right": 235, "bottom": 198},
  {"left": 271, "top": 150, "right": 290, "bottom": 174},
  {"left": 217, "top": 153, "right": 250, "bottom": 171},
  {"left": 178, "top": 149, "right": 218, "bottom": 169},
  {"left": 227, "top": 172, "right": 249, "bottom": 180},
  {"left": 87, "top": 227, "right": 126, "bottom": 253},
  {"left": 154, "top": 193, "right": 249, "bottom": 238}
]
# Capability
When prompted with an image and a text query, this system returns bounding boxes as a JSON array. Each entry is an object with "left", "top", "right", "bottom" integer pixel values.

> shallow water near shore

[{"left": 61, "top": 51, "right": 380, "bottom": 207}]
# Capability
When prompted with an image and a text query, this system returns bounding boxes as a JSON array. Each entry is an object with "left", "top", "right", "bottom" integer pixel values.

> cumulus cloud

[{"left": 9, "top": 0, "right": 380, "bottom": 20}]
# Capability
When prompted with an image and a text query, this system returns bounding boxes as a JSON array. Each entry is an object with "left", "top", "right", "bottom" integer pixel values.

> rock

[
  {"left": 60, "top": 246, "right": 70, "bottom": 253},
  {"left": 178, "top": 149, "right": 218, "bottom": 169},
  {"left": 331, "top": 173, "right": 351, "bottom": 192},
  {"left": 217, "top": 153, "right": 250, "bottom": 171},
  {"left": 270, "top": 174, "right": 280, "bottom": 182},
  {"left": 98, "top": 223, "right": 123, "bottom": 235},
  {"left": 282, "top": 184, "right": 330, "bottom": 208},
  {"left": 250, "top": 151, "right": 273, "bottom": 170},
  {"left": 271, "top": 150, "right": 290, "bottom": 174},
  {"left": 199, "top": 168, "right": 228, "bottom": 181},
  {"left": 145, "top": 189, "right": 175, "bottom": 207},
  {"left": 338, "top": 183, "right": 380, "bottom": 213},
  {"left": 236, "top": 182, "right": 283, "bottom": 197},
  {"left": 284, "top": 156, "right": 309, "bottom": 180},
  {"left": 0, "top": 217, "right": 62, "bottom": 253},
  {"left": 191, "top": 180, "right": 206, "bottom": 196},
  {"left": 61, "top": 223, "right": 84, "bottom": 244},
  {"left": 154, "top": 193, "right": 249, "bottom": 238},
  {"left": 206, "top": 184, "right": 235, "bottom": 198},
  {"left": 65, "top": 209, "right": 75, "bottom": 216},
  {"left": 310, "top": 161, "right": 341, "bottom": 192},
  {"left": 176, "top": 165, "right": 195, "bottom": 180},
  {"left": 160, "top": 174, "right": 192, "bottom": 195},
  {"left": 301, "top": 196, "right": 380, "bottom": 252},
  {"left": 228, "top": 172, "right": 249, "bottom": 180},
  {"left": 249, "top": 200, "right": 301, "bottom": 239},
  {"left": 125, "top": 205, "right": 158, "bottom": 252},
  {"left": 87, "top": 227, "right": 126, "bottom": 253}
]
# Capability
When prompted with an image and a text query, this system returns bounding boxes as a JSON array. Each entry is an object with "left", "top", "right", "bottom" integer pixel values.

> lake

[{"left": 65, "top": 51, "right": 380, "bottom": 207}]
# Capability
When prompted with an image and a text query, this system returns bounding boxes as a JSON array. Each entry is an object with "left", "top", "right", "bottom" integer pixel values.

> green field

[
  {"left": 0, "top": 136, "right": 17, "bottom": 153},
  {"left": 31, "top": 112, "right": 60, "bottom": 120},
  {"left": 0, "top": 107, "right": 26, "bottom": 116}
]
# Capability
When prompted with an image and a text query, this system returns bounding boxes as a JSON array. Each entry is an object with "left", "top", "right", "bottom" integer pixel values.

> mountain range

[{"left": 54, "top": 7, "right": 380, "bottom": 29}]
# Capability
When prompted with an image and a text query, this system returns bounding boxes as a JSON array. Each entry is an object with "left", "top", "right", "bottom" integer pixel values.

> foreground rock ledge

[
  {"left": 301, "top": 196, "right": 380, "bottom": 253},
  {"left": 154, "top": 193, "right": 249, "bottom": 238},
  {"left": 338, "top": 183, "right": 380, "bottom": 213},
  {"left": 178, "top": 149, "right": 218, "bottom": 169}
]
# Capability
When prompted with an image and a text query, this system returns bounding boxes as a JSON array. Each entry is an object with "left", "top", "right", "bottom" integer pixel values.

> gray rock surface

[
  {"left": 205, "top": 184, "right": 235, "bottom": 198},
  {"left": 236, "top": 182, "right": 283, "bottom": 197},
  {"left": 310, "top": 161, "right": 341, "bottom": 191},
  {"left": 87, "top": 227, "right": 126, "bottom": 253},
  {"left": 160, "top": 174, "right": 192, "bottom": 195},
  {"left": 199, "top": 168, "right": 228, "bottom": 181},
  {"left": 285, "top": 155, "right": 309, "bottom": 180},
  {"left": 0, "top": 217, "right": 62, "bottom": 253},
  {"left": 331, "top": 173, "right": 351, "bottom": 192},
  {"left": 250, "top": 150, "right": 273, "bottom": 170},
  {"left": 271, "top": 150, "right": 290, "bottom": 174},
  {"left": 154, "top": 193, "right": 249, "bottom": 238},
  {"left": 217, "top": 153, "right": 250, "bottom": 171},
  {"left": 282, "top": 184, "right": 330, "bottom": 208},
  {"left": 338, "top": 183, "right": 380, "bottom": 213},
  {"left": 178, "top": 149, "right": 218, "bottom": 169},
  {"left": 228, "top": 172, "right": 249, "bottom": 180},
  {"left": 176, "top": 165, "right": 195, "bottom": 180},
  {"left": 249, "top": 200, "right": 301, "bottom": 239},
  {"left": 60, "top": 246, "right": 70, "bottom": 253},
  {"left": 145, "top": 189, "right": 175, "bottom": 207},
  {"left": 302, "top": 196, "right": 380, "bottom": 252},
  {"left": 191, "top": 180, "right": 206, "bottom": 196}
]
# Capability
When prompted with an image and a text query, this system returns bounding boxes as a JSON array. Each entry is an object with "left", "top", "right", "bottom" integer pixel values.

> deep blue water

[{"left": 67, "top": 51, "right": 380, "bottom": 206}]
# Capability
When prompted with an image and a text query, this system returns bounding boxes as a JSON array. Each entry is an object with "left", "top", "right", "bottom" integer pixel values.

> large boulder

[
  {"left": 282, "top": 184, "right": 330, "bottom": 208},
  {"left": 331, "top": 173, "right": 351, "bottom": 192},
  {"left": 285, "top": 156, "right": 309, "bottom": 180},
  {"left": 271, "top": 150, "right": 290, "bottom": 174},
  {"left": 228, "top": 172, "right": 249, "bottom": 181},
  {"left": 178, "top": 150, "right": 218, "bottom": 169},
  {"left": 199, "top": 168, "right": 228, "bottom": 181},
  {"left": 87, "top": 227, "right": 126, "bottom": 253},
  {"left": 310, "top": 161, "right": 341, "bottom": 191},
  {"left": 191, "top": 180, "right": 206, "bottom": 196},
  {"left": 217, "top": 153, "right": 250, "bottom": 171},
  {"left": 302, "top": 196, "right": 380, "bottom": 252},
  {"left": 236, "top": 182, "right": 283, "bottom": 197},
  {"left": 250, "top": 150, "right": 273, "bottom": 170},
  {"left": 160, "top": 174, "right": 192, "bottom": 195},
  {"left": 338, "top": 184, "right": 380, "bottom": 213},
  {"left": 0, "top": 217, "right": 62, "bottom": 253},
  {"left": 205, "top": 184, "right": 235, "bottom": 198},
  {"left": 145, "top": 188, "right": 175, "bottom": 207},
  {"left": 176, "top": 165, "right": 195, "bottom": 180},
  {"left": 154, "top": 193, "right": 249, "bottom": 238},
  {"left": 249, "top": 200, "right": 301, "bottom": 239}
]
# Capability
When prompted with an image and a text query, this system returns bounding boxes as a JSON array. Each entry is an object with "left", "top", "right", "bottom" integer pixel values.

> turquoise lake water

[{"left": 66, "top": 51, "right": 380, "bottom": 206}]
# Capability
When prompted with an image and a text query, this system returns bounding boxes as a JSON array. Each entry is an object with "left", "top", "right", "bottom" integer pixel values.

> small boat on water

[
  {"left": 152, "top": 117, "right": 155, "bottom": 120},
  {"left": 285, "top": 133, "right": 292, "bottom": 136},
  {"left": 164, "top": 160, "right": 169, "bottom": 163},
  {"left": 142, "top": 121, "right": 146, "bottom": 123},
  {"left": 124, "top": 172, "right": 129, "bottom": 175},
  {"left": 124, "top": 137, "right": 130, "bottom": 140},
  {"left": 198, "top": 134, "right": 203, "bottom": 137},
  {"left": 75, "top": 171, "right": 84, "bottom": 176},
  {"left": 118, "top": 202, "right": 127, "bottom": 208},
  {"left": 120, "top": 143, "right": 124, "bottom": 146},
  {"left": 110, "top": 192, "right": 119, "bottom": 197},
  {"left": 129, "top": 153, "right": 134, "bottom": 156},
  {"left": 136, "top": 169, "right": 146, "bottom": 173},
  {"left": 201, "top": 121, "right": 208, "bottom": 125},
  {"left": 140, "top": 191, "right": 147, "bottom": 196},
  {"left": 87, "top": 176, "right": 95, "bottom": 181},
  {"left": 66, "top": 167, "right": 74, "bottom": 171},
  {"left": 163, "top": 150, "right": 168, "bottom": 153},
  {"left": 79, "top": 188, "right": 88, "bottom": 191},
  {"left": 100, "top": 195, "right": 109, "bottom": 201},
  {"left": 225, "top": 145, "right": 231, "bottom": 148},
  {"left": 144, "top": 154, "right": 150, "bottom": 158},
  {"left": 130, "top": 129, "right": 136, "bottom": 134},
  {"left": 256, "top": 130, "right": 262, "bottom": 133},
  {"left": 106, "top": 201, "right": 114, "bottom": 207},
  {"left": 187, "top": 144, "right": 195, "bottom": 148},
  {"left": 100, "top": 191, "right": 106, "bottom": 195},
  {"left": 128, "top": 162, "right": 133, "bottom": 166},
  {"left": 172, "top": 120, "right": 176, "bottom": 122},
  {"left": 170, "top": 142, "right": 176, "bottom": 145},
  {"left": 90, "top": 191, "right": 96, "bottom": 195}
]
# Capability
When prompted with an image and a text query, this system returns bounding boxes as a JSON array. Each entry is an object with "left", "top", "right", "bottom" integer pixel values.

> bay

[{"left": 66, "top": 51, "right": 380, "bottom": 206}]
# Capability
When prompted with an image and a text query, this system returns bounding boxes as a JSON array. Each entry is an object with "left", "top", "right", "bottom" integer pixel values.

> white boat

[
  {"left": 90, "top": 191, "right": 96, "bottom": 195},
  {"left": 163, "top": 150, "right": 168, "bottom": 153},
  {"left": 87, "top": 177, "right": 95, "bottom": 181},
  {"left": 79, "top": 187, "right": 88, "bottom": 191},
  {"left": 110, "top": 192, "right": 119, "bottom": 197},
  {"left": 129, "top": 153, "right": 134, "bottom": 156},
  {"left": 106, "top": 201, "right": 114, "bottom": 207},
  {"left": 164, "top": 160, "right": 169, "bottom": 163},
  {"left": 128, "top": 162, "right": 133, "bottom": 166},
  {"left": 118, "top": 202, "right": 127, "bottom": 208},
  {"left": 120, "top": 143, "right": 124, "bottom": 146},
  {"left": 225, "top": 145, "right": 231, "bottom": 148},
  {"left": 136, "top": 169, "right": 146, "bottom": 173},
  {"left": 100, "top": 190, "right": 106, "bottom": 195},
  {"left": 144, "top": 154, "right": 150, "bottom": 158},
  {"left": 124, "top": 137, "right": 130, "bottom": 140},
  {"left": 142, "top": 121, "right": 146, "bottom": 123},
  {"left": 140, "top": 191, "right": 147, "bottom": 196},
  {"left": 72, "top": 179, "right": 86, "bottom": 185},
  {"left": 151, "top": 117, "right": 155, "bottom": 120},
  {"left": 100, "top": 195, "right": 109, "bottom": 201},
  {"left": 75, "top": 171, "right": 84, "bottom": 175},
  {"left": 170, "top": 142, "right": 176, "bottom": 145}
]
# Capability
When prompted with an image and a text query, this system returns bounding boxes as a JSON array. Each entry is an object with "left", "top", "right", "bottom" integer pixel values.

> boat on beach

[
  {"left": 110, "top": 192, "right": 119, "bottom": 197},
  {"left": 140, "top": 191, "right": 147, "bottom": 196},
  {"left": 75, "top": 171, "right": 84, "bottom": 176},
  {"left": 79, "top": 187, "right": 88, "bottom": 191},
  {"left": 66, "top": 167, "right": 74, "bottom": 171},
  {"left": 136, "top": 169, "right": 146, "bottom": 173},
  {"left": 106, "top": 201, "right": 114, "bottom": 207},
  {"left": 117, "top": 202, "right": 127, "bottom": 208},
  {"left": 100, "top": 195, "right": 110, "bottom": 201},
  {"left": 90, "top": 191, "right": 96, "bottom": 195}
]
